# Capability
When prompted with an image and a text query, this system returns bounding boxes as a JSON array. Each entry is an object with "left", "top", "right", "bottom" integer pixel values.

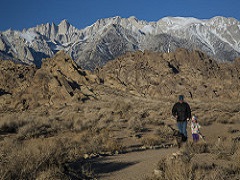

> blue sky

[{"left": 1, "top": 0, "right": 240, "bottom": 31}]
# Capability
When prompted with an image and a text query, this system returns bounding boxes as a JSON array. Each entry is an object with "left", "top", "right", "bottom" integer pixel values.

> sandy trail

[
  {"left": 89, "top": 148, "right": 177, "bottom": 180},
  {"left": 85, "top": 122, "right": 238, "bottom": 180}
]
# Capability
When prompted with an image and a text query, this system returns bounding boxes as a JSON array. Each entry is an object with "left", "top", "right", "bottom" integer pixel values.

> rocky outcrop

[
  {"left": 0, "top": 60, "right": 36, "bottom": 94},
  {"left": 0, "top": 51, "right": 99, "bottom": 111},
  {"left": 98, "top": 49, "right": 240, "bottom": 101},
  {"left": 1, "top": 48, "right": 240, "bottom": 111}
]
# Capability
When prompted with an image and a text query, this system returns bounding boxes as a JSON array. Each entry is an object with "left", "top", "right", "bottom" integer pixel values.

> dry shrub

[
  {"left": 198, "top": 112, "right": 216, "bottom": 126},
  {"left": 0, "top": 113, "right": 78, "bottom": 140},
  {"left": 156, "top": 126, "right": 173, "bottom": 138},
  {"left": 217, "top": 119, "right": 234, "bottom": 125},
  {"left": 0, "top": 115, "right": 28, "bottom": 134},
  {"left": 154, "top": 153, "right": 239, "bottom": 180},
  {"left": 207, "top": 169, "right": 228, "bottom": 180},
  {"left": 228, "top": 127, "right": 240, "bottom": 134},
  {"left": 80, "top": 129, "right": 123, "bottom": 154},
  {"left": 72, "top": 118, "right": 97, "bottom": 132},
  {"left": 216, "top": 113, "right": 234, "bottom": 124},
  {"left": 229, "top": 114, "right": 240, "bottom": 124},
  {"left": 182, "top": 142, "right": 209, "bottom": 154},
  {"left": 151, "top": 138, "right": 240, "bottom": 180},
  {"left": 35, "top": 166, "right": 63, "bottom": 180},
  {"left": 195, "top": 102, "right": 240, "bottom": 126},
  {"left": 17, "top": 122, "right": 57, "bottom": 140},
  {"left": 210, "top": 102, "right": 231, "bottom": 112},
  {"left": 234, "top": 148, "right": 240, "bottom": 170},
  {"left": 17, "top": 117, "right": 89, "bottom": 140},
  {"left": 156, "top": 157, "right": 190, "bottom": 180},
  {"left": 0, "top": 138, "right": 78, "bottom": 179},
  {"left": 209, "top": 138, "right": 233, "bottom": 156},
  {"left": 128, "top": 117, "right": 145, "bottom": 132},
  {"left": 0, "top": 121, "right": 19, "bottom": 134},
  {"left": 141, "top": 111, "right": 150, "bottom": 119},
  {"left": 112, "top": 99, "right": 132, "bottom": 113},
  {"left": 141, "top": 134, "right": 166, "bottom": 146},
  {"left": 146, "top": 119, "right": 165, "bottom": 126}
]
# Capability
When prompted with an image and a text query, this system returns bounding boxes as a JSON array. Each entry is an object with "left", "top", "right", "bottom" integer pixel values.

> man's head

[{"left": 179, "top": 95, "right": 184, "bottom": 103}]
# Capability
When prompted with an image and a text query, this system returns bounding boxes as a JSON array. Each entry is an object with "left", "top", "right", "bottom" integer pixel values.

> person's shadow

[
  {"left": 89, "top": 157, "right": 138, "bottom": 174},
  {"left": 66, "top": 156, "right": 139, "bottom": 179}
]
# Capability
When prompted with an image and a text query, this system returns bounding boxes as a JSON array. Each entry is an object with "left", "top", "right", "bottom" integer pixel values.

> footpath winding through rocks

[{"left": 88, "top": 147, "right": 177, "bottom": 180}]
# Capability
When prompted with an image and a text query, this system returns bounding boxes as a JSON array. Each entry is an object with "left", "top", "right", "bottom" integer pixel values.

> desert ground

[{"left": 1, "top": 49, "right": 240, "bottom": 179}]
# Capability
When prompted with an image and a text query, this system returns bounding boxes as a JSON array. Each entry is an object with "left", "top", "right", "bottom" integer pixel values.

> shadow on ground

[{"left": 89, "top": 157, "right": 138, "bottom": 174}]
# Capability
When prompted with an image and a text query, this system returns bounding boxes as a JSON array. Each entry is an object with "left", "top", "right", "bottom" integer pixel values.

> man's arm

[{"left": 172, "top": 103, "right": 177, "bottom": 117}]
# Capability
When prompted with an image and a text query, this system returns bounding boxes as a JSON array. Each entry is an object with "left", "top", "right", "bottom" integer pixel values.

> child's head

[{"left": 192, "top": 115, "right": 198, "bottom": 122}]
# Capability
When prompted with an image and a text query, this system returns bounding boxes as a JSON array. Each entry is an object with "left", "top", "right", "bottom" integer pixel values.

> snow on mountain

[
  {"left": 161, "top": 16, "right": 203, "bottom": 27},
  {"left": 1, "top": 16, "right": 240, "bottom": 70},
  {"left": 141, "top": 25, "right": 154, "bottom": 34},
  {"left": 20, "top": 30, "right": 37, "bottom": 45}
]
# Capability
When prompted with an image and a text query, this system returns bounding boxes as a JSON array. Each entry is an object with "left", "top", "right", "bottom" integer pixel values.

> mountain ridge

[{"left": 1, "top": 16, "right": 240, "bottom": 69}]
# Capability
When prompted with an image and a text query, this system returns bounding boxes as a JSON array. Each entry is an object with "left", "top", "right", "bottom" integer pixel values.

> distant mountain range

[{"left": 1, "top": 16, "right": 240, "bottom": 69}]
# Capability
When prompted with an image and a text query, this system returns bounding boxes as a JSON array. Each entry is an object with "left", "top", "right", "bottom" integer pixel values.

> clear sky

[{"left": 1, "top": 0, "right": 240, "bottom": 31}]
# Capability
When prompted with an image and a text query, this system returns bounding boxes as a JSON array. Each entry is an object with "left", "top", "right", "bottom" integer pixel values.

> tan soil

[{"left": 90, "top": 148, "right": 177, "bottom": 180}]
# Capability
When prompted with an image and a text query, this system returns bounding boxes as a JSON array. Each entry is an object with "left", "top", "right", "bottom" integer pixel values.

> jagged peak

[
  {"left": 207, "top": 16, "right": 240, "bottom": 25},
  {"left": 51, "top": 22, "right": 56, "bottom": 26},
  {"left": 209, "top": 16, "right": 230, "bottom": 21},
  {"left": 128, "top": 16, "right": 137, "bottom": 20},
  {"left": 58, "top": 19, "right": 70, "bottom": 27},
  {"left": 4, "top": 28, "right": 14, "bottom": 33},
  {"left": 57, "top": 19, "right": 78, "bottom": 35},
  {"left": 112, "top": 16, "right": 122, "bottom": 20},
  {"left": 159, "top": 16, "right": 203, "bottom": 26},
  {"left": 127, "top": 16, "right": 140, "bottom": 23}
]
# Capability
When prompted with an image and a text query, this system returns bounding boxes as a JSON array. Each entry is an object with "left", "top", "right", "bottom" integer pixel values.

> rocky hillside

[
  {"left": 98, "top": 48, "right": 240, "bottom": 101},
  {"left": 0, "top": 51, "right": 99, "bottom": 111},
  {"left": 1, "top": 16, "right": 240, "bottom": 70},
  {"left": 1, "top": 49, "right": 240, "bottom": 112}
]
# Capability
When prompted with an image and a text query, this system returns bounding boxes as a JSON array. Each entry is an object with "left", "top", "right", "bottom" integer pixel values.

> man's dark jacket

[{"left": 172, "top": 102, "right": 191, "bottom": 121}]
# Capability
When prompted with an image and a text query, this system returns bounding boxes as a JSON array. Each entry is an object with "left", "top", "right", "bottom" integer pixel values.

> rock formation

[
  {"left": 0, "top": 51, "right": 99, "bottom": 111},
  {"left": 98, "top": 49, "right": 240, "bottom": 101},
  {"left": 1, "top": 48, "right": 240, "bottom": 112}
]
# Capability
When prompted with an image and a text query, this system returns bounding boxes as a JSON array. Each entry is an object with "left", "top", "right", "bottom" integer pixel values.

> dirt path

[
  {"left": 89, "top": 148, "right": 177, "bottom": 180},
  {"left": 85, "top": 117, "right": 240, "bottom": 180}
]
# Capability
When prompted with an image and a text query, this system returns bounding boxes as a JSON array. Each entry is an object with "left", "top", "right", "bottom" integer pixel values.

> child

[{"left": 191, "top": 115, "right": 201, "bottom": 142}]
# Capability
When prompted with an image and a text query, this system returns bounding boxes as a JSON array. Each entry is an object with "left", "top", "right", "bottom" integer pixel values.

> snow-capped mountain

[{"left": 1, "top": 16, "right": 240, "bottom": 69}]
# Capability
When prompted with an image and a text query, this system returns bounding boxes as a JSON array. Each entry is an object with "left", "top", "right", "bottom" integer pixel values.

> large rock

[{"left": 0, "top": 51, "right": 99, "bottom": 111}]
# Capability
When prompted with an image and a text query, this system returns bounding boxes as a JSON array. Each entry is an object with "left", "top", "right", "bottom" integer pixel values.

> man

[{"left": 172, "top": 95, "right": 191, "bottom": 141}]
